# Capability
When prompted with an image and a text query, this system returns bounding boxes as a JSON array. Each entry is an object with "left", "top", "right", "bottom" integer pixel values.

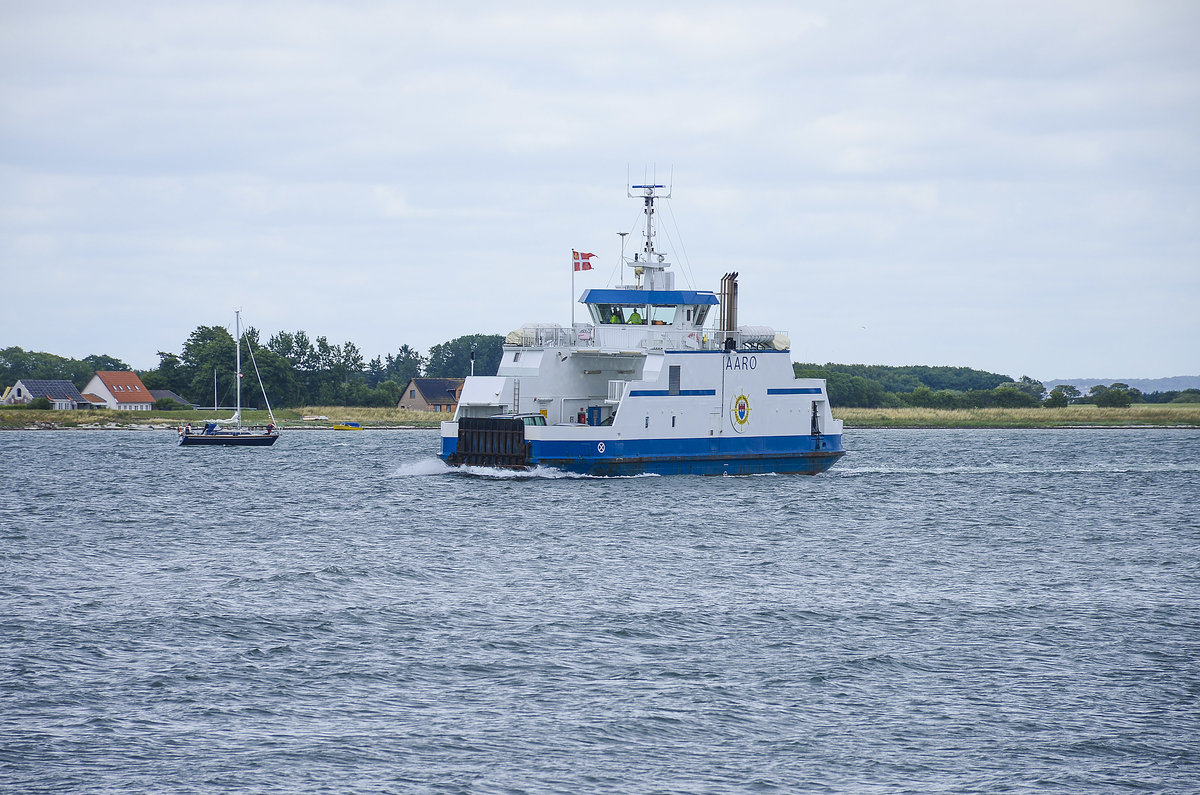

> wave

[
  {"left": 392, "top": 458, "right": 659, "bottom": 479},
  {"left": 835, "top": 463, "right": 1200, "bottom": 477}
]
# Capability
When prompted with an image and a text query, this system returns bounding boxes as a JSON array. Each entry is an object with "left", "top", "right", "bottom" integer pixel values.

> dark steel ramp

[{"left": 447, "top": 417, "right": 530, "bottom": 468}]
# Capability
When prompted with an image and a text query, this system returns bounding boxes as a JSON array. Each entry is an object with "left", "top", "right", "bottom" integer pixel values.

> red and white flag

[{"left": 573, "top": 250, "right": 596, "bottom": 271}]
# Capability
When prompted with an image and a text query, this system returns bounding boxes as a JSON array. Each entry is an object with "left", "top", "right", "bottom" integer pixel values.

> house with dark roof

[
  {"left": 149, "top": 389, "right": 195, "bottom": 409},
  {"left": 82, "top": 371, "right": 154, "bottom": 411},
  {"left": 398, "top": 378, "right": 464, "bottom": 413},
  {"left": 1, "top": 379, "right": 86, "bottom": 410}
]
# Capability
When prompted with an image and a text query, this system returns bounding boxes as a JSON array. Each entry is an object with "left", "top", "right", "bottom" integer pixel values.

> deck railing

[{"left": 505, "top": 325, "right": 788, "bottom": 352}]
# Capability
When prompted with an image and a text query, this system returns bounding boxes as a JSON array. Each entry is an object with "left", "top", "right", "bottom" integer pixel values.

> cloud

[{"left": 0, "top": 1, "right": 1197, "bottom": 378}]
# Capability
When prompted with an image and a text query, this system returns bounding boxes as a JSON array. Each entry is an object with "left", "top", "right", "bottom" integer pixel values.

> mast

[
  {"left": 235, "top": 310, "right": 242, "bottom": 429},
  {"left": 618, "top": 231, "right": 628, "bottom": 286},
  {"left": 627, "top": 183, "right": 672, "bottom": 290}
]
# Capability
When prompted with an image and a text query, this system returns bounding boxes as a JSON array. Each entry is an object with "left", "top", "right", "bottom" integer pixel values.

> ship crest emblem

[{"left": 730, "top": 394, "right": 751, "bottom": 432}]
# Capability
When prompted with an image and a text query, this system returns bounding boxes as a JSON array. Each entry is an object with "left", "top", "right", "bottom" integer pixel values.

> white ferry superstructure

[{"left": 439, "top": 184, "right": 844, "bottom": 476}]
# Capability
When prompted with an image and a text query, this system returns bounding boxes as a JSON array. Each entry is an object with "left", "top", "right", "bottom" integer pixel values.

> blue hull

[
  {"left": 535, "top": 451, "right": 843, "bottom": 476},
  {"left": 440, "top": 433, "right": 844, "bottom": 476}
]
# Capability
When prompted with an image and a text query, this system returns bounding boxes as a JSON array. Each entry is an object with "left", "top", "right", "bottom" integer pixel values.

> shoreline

[
  {"left": 3, "top": 404, "right": 1197, "bottom": 432},
  {"left": 0, "top": 423, "right": 435, "bottom": 431},
  {"left": 4, "top": 422, "right": 1198, "bottom": 432}
]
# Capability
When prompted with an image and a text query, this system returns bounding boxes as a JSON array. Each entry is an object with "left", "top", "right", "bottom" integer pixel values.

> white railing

[
  {"left": 506, "top": 325, "right": 591, "bottom": 348},
  {"left": 607, "top": 380, "right": 628, "bottom": 403},
  {"left": 504, "top": 324, "right": 790, "bottom": 351}
]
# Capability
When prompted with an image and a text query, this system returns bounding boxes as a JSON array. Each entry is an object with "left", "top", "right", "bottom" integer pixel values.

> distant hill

[{"left": 1043, "top": 376, "right": 1200, "bottom": 393}]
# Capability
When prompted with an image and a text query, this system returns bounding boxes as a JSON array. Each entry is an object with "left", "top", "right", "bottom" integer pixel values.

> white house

[
  {"left": 82, "top": 371, "right": 154, "bottom": 411},
  {"left": 1, "top": 379, "right": 86, "bottom": 409}
]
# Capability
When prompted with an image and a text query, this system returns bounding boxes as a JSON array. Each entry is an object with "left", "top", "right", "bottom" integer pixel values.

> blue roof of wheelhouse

[{"left": 580, "top": 289, "right": 719, "bottom": 305}]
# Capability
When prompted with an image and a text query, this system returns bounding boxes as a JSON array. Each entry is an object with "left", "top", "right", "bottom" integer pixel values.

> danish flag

[{"left": 573, "top": 250, "right": 596, "bottom": 271}]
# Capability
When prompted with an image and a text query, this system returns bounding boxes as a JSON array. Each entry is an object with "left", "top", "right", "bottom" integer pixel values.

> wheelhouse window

[
  {"left": 594, "top": 303, "right": 684, "bottom": 325},
  {"left": 624, "top": 305, "right": 647, "bottom": 324},
  {"left": 649, "top": 305, "right": 677, "bottom": 325},
  {"left": 595, "top": 304, "right": 625, "bottom": 324}
]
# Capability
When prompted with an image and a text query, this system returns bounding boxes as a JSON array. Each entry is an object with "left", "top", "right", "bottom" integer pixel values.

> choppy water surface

[{"left": 2, "top": 428, "right": 1198, "bottom": 793}]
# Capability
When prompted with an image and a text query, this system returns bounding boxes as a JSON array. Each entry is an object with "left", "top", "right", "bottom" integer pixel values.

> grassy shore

[
  {"left": 836, "top": 403, "right": 1200, "bottom": 428},
  {"left": 0, "top": 405, "right": 449, "bottom": 430},
  {"left": 3, "top": 403, "right": 1198, "bottom": 430}
]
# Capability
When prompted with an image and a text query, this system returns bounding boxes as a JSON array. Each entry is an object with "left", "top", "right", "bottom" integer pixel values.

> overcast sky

[{"left": 2, "top": 1, "right": 1197, "bottom": 380}]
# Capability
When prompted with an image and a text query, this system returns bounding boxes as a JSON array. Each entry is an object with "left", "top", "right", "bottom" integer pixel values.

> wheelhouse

[{"left": 581, "top": 289, "right": 718, "bottom": 328}]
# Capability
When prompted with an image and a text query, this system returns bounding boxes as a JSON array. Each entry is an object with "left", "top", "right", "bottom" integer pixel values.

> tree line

[
  {"left": 793, "top": 363, "right": 1200, "bottom": 408},
  {"left": 7, "top": 341, "right": 1197, "bottom": 410},
  {"left": 2, "top": 330, "right": 504, "bottom": 409},
  {"left": 0, "top": 348, "right": 130, "bottom": 391}
]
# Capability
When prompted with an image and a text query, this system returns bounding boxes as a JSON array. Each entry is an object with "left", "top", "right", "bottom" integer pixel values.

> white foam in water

[
  {"left": 453, "top": 464, "right": 659, "bottom": 480},
  {"left": 393, "top": 458, "right": 455, "bottom": 477},
  {"left": 392, "top": 458, "right": 659, "bottom": 479}
]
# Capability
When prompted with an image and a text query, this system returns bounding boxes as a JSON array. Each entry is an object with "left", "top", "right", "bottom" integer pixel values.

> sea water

[{"left": 1, "top": 428, "right": 1198, "bottom": 793}]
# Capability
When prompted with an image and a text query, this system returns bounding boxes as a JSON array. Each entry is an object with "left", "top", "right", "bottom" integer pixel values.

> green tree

[
  {"left": 426, "top": 334, "right": 504, "bottom": 378},
  {"left": 375, "top": 379, "right": 402, "bottom": 407},
  {"left": 1015, "top": 376, "right": 1045, "bottom": 402},
  {"left": 793, "top": 366, "right": 888, "bottom": 407},
  {"left": 180, "top": 325, "right": 237, "bottom": 406},
  {"left": 142, "top": 351, "right": 190, "bottom": 395},
  {"left": 903, "top": 386, "right": 937, "bottom": 407},
  {"left": 269, "top": 330, "right": 318, "bottom": 373},
  {"left": 82, "top": 354, "right": 130, "bottom": 374},
  {"left": 366, "top": 356, "right": 386, "bottom": 388},
  {"left": 1094, "top": 383, "right": 1135, "bottom": 408},
  {"left": 268, "top": 330, "right": 318, "bottom": 402},
  {"left": 990, "top": 385, "right": 1037, "bottom": 407},
  {"left": 1, "top": 346, "right": 130, "bottom": 391},
  {"left": 241, "top": 346, "right": 302, "bottom": 409},
  {"left": 1043, "top": 384, "right": 1080, "bottom": 408},
  {"left": 371, "top": 345, "right": 424, "bottom": 389},
  {"left": 793, "top": 363, "right": 1012, "bottom": 394}
]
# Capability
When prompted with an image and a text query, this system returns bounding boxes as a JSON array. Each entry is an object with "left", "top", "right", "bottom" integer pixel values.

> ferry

[{"left": 439, "top": 184, "right": 844, "bottom": 476}]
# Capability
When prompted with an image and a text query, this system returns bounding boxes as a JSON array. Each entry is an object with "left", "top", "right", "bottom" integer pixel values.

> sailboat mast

[{"left": 235, "top": 310, "right": 242, "bottom": 429}]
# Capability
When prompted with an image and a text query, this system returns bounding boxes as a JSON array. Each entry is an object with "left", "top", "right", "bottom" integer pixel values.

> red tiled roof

[
  {"left": 82, "top": 393, "right": 107, "bottom": 405},
  {"left": 96, "top": 371, "right": 152, "bottom": 403}
]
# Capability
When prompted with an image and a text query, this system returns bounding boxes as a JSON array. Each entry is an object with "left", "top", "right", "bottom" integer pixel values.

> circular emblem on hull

[
  {"left": 730, "top": 394, "right": 751, "bottom": 433},
  {"left": 597, "top": 442, "right": 606, "bottom": 453}
]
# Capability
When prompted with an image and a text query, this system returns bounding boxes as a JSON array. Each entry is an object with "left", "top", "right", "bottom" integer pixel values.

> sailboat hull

[{"left": 178, "top": 432, "right": 279, "bottom": 446}]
